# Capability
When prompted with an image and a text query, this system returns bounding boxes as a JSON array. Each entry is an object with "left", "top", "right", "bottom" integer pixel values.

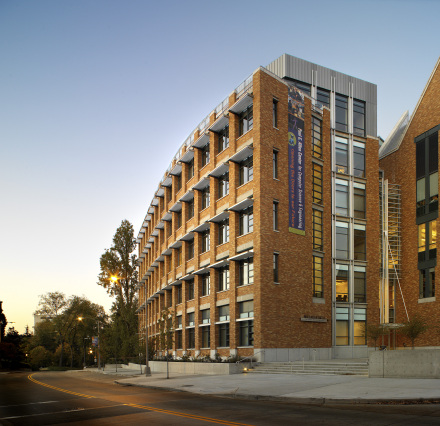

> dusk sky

[{"left": 1, "top": 0, "right": 439, "bottom": 333}]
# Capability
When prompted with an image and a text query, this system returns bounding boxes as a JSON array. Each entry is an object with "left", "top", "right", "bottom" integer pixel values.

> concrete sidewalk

[{"left": 112, "top": 371, "right": 440, "bottom": 405}]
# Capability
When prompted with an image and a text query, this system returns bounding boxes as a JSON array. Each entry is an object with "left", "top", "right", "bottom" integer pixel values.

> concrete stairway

[{"left": 246, "top": 359, "right": 369, "bottom": 376}]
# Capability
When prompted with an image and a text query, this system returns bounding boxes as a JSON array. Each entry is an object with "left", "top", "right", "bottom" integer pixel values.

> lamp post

[
  {"left": 78, "top": 317, "right": 101, "bottom": 370},
  {"left": 144, "top": 281, "right": 151, "bottom": 376}
]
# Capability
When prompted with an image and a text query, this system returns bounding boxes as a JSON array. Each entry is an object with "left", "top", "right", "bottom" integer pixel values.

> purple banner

[{"left": 288, "top": 86, "right": 305, "bottom": 235}]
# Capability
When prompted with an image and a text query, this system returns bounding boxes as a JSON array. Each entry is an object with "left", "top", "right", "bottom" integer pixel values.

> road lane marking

[
  {"left": 0, "top": 401, "right": 59, "bottom": 408},
  {"left": 28, "top": 374, "right": 254, "bottom": 426}
]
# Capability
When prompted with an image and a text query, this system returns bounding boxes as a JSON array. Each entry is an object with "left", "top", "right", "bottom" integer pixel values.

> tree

[
  {"left": 97, "top": 220, "right": 139, "bottom": 359},
  {"left": 363, "top": 323, "right": 388, "bottom": 350},
  {"left": 158, "top": 308, "right": 175, "bottom": 379},
  {"left": 399, "top": 314, "right": 429, "bottom": 349}
]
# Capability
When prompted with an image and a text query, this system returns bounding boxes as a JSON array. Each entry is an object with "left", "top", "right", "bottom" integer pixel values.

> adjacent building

[{"left": 135, "top": 54, "right": 380, "bottom": 361}]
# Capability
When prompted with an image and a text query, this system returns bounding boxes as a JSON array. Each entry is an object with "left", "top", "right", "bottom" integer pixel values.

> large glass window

[
  {"left": 202, "top": 273, "right": 210, "bottom": 296},
  {"left": 312, "top": 163, "right": 323, "bottom": 205},
  {"left": 201, "top": 143, "right": 210, "bottom": 166},
  {"left": 177, "top": 284, "right": 182, "bottom": 304},
  {"left": 218, "top": 266, "right": 230, "bottom": 291},
  {"left": 218, "top": 126, "right": 229, "bottom": 152},
  {"left": 291, "top": 80, "right": 311, "bottom": 96},
  {"left": 176, "top": 211, "right": 182, "bottom": 229},
  {"left": 336, "top": 264, "right": 349, "bottom": 302},
  {"left": 175, "top": 173, "right": 182, "bottom": 192},
  {"left": 353, "top": 141, "right": 365, "bottom": 178},
  {"left": 354, "top": 224, "right": 366, "bottom": 261},
  {"left": 335, "top": 221, "right": 349, "bottom": 259},
  {"left": 239, "top": 105, "right": 253, "bottom": 136},
  {"left": 218, "top": 323, "right": 229, "bottom": 347},
  {"left": 187, "top": 199, "right": 194, "bottom": 220},
  {"left": 187, "top": 239, "right": 194, "bottom": 260},
  {"left": 418, "top": 220, "right": 437, "bottom": 261},
  {"left": 420, "top": 267, "right": 435, "bottom": 299},
  {"left": 312, "top": 117, "right": 322, "bottom": 159},
  {"left": 201, "top": 186, "right": 210, "bottom": 210},
  {"left": 313, "top": 256, "right": 323, "bottom": 298},
  {"left": 353, "top": 100, "right": 366, "bottom": 137},
  {"left": 336, "top": 307, "right": 349, "bottom": 346},
  {"left": 354, "top": 266, "right": 366, "bottom": 302},
  {"left": 335, "top": 179, "right": 349, "bottom": 216},
  {"left": 354, "top": 182, "right": 366, "bottom": 219},
  {"left": 187, "top": 279, "right": 194, "bottom": 300},
  {"left": 312, "top": 209, "right": 323, "bottom": 251},
  {"left": 201, "top": 309, "right": 210, "bottom": 324},
  {"left": 201, "top": 325, "right": 210, "bottom": 348},
  {"left": 335, "top": 94, "right": 348, "bottom": 132},
  {"left": 239, "top": 258, "right": 254, "bottom": 286},
  {"left": 354, "top": 308, "right": 366, "bottom": 345},
  {"left": 176, "top": 246, "right": 182, "bottom": 266},
  {"left": 187, "top": 328, "right": 195, "bottom": 349},
  {"left": 239, "top": 156, "right": 253, "bottom": 185},
  {"left": 239, "top": 320, "right": 254, "bottom": 346},
  {"left": 201, "top": 229, "right": 210, "bottom": 253},
  {"left": 218, "top": 219, "right": 229, "bottom": 245},
  {"left": 317, "top": 87, "right": 330, "bottom": 108},
  {"left": 239, "top": 206, "right": 253, "bottom": 235},
  {"left": 218, "top": 172, "right": 229, "bottom": 198},
  {"left": 335, "top": 136, "right": 348, "bottom": 174},
  {"left": 218, "top": 305, "right": 230, "bottom": 321}
]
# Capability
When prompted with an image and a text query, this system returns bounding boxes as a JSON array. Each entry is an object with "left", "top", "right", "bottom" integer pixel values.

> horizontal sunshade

[
  {"left": 209, "top": 210, "right": 229, "bottom": 223},
  {"left": 209, "top": 115, "right": 229, "bottom": 133},
  {"left": 162, "top": 176, "right": 172, "bottom": 187},
  {"left": 179, "top": 231, "right": 194, "bottom": 241},
  {"left": 228, "top": 144, "right": 253, "bottom": 163},
  {"left": 179, "top": 190, "right": 194, "bottom": 202},
  {"left": 170, "top": 163, "right": 182, "bottom": 176},
  {"left": 209, "top": 162, "right": 229, "bottom": 178},
  {"left": 193, "top": 132, "right": 210, "bottom": 148},
  {"left": 229, "top": 93, "right": 253, "bottom": 114},
  {"left": 192, "top": 177, "right": 210, "bottom": 190},
  {"left": 192, "top": 221, "right": 210, "bottom": 232},
  {"left": 209, "top": 259, "right": 229, "bottom": 269},
  {"left": 228, "top": 197, "right": 253, "bottom": 212},
  {"left": 180, "top": 148, "right": 195, "bottom": 163},
  {"left": 229, "top": 250, "right": 254, "bottom": 261},
  {"left": 169, "top": 202, "right": 182, "bottom": 212}
]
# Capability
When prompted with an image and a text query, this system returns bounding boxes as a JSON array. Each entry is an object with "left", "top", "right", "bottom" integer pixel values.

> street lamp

[{"left": 78, "top": 316, "right": 101, "bottom": 370}]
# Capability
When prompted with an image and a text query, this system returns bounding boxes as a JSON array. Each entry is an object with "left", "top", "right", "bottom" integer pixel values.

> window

[
  {"left": 218, "top": 323, "right": 229, "bottom": 347},
  {"left": 239, "top": 258, "right": 254, "bottom": 286},
  {"left": 335, "top": 94, "right": 348, "bottom": 132},
  {"left": 239, "top": 206, "right": 253, "bottom": 235},
  {"left": 167, "top": 221, "right": 172, "bottom": 237},
  {"left": 201, "top": 143, "right": 210, "bottom": 166},
  {"left": 317, "top": 88, "right": 330, "bottom": 108},
  {"left": 335, "top": 136, "right": 348, "bottom": 174},
  {"left": 335, "top": 221, "right": 349, "bottom": 259},
  {"left": 273, "top": 201, "right": 279, "bottom": 231},
  {"left": 176, "top": 329, "right": 182, "bottom": 349},
  {"left": 313, "top": 256, "right": 323, "bottom": 298},
  {"left": 187, "top": 239, "right": 194, "bottom": 260},
  {"left": 291, "top": 80, "right": 311, "bottom": 96},
  {"left": 176, "top": 211, "right": 182, "bottom": 229},
  {"left": 187, "top": 159, "right": 194, "bottom": 181},
  {"left": 176, "top": 284, "right": 182, "bottom": 304},
  {"left": 354, "top": 266, "right": 366, "bottom": 302},
  {"left": 201, "top": 186, "right": 210, "bottom": 210},
  {"left": 239, "top": 105, "right": 253, "bottom": 136},
  {"left": 239, "top": 156, "right": 253, "bottom": 185},
  {"left": 353, "top": 100, "right": 365, "bottom": 137},
  {"left": 202, "top": 273, "right": 210, "bottom": 296},
  {"left": 239, "top": 300, "right": 254, "bottom": 318},
  {"left": 187, "top": 328, "right": 195, "bottom": 349},
  {"left": 312, "top": 163, "right": 323, "bottom": 205},
  {"left": 313, "top": 209, "right": 323, "bottom": 251},
  {"left": 273, "top": 150, "right": 278, "bottom": 179},
  {"left": 175, "top": 173, "right": 182, "bottom": 192},
  {"left": 336, "top": 264, "right": 349, "bottom": 302},
  {"left": 218, "top": 172, "right": 229, "bottom": 198},
  {"left": 218, "top": 305, "right": 230, "bottom": 321},
  {"left": 312, "top": 117, "right": 322, "bottom": 159},
  {"left": 201, "top": 326, "right": 210, "bottom": 348},
  {"left": 238, "top": 301, "right": 254, "bottom": 347},
  {"left": 336, "top": 307, "right": 349, "bottom": 346},
  {"left": 176, "top": 246, "right": 182, "bottom": 266},
  {"left": 273, "top": 253, "right": 279, "bottom": 283},
  {"left": 354, "top": 224, "right": 366, "bottom": 261},
  {"left": 218, "top": 219, "right": 229, "bottom": 245},
  {"left": 335, "top": 179, "right": 349, "bottom": 216},
  {"left": 187, "top": 312, "right": 195, "bottom": 327},
  {"left": 201, "top": 229, "right": 210, "bottom": 253},
  {"left": 418, "top": 220, "right": 437, "bottom": 262},
  {"left": 167, "top": 186, "right": 172, "bottom": 202},
  {"left": 187, "top": 199, "right": 194, "bottom": 220},
  {"left": 201, "top": 309, "right": 210, "bottom": 324},
  {"left": 187, "top": 279, "right": 194, "bottom": 300},
  {"left": 354, "top": 183, "right": 366, "bottom": 219},
  {"left": 420, "top": 267, "right": 435, "bottom": 299},
  {"left": 354, "top": 308, "right": 366, "bottom": 345},
  {"left": 416, "top": 130, "right": 438, "bottom": 217},
  {"left": 273, "top": 99, "right": 278, "bottom": 128},
  {"left": 218, "top": 126, "right": 229, "bottom": 152},
  {"left": 218, "top": 266, "right": 230, "bottom": 291},
  {"left": 353, "top": 141, "right": 365, "bottom": 178}
]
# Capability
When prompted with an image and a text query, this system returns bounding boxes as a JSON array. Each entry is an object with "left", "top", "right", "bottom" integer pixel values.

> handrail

[{"left": 236, "top": 349, "right": 265, "bottom": 368}]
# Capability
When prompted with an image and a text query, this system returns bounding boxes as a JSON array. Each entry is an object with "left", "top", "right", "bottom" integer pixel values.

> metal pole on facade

[{"left": 145, "top": 282, "right": 151, "bottom": 376}]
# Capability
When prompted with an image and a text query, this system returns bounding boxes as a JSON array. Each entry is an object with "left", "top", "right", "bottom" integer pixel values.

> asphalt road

[{"left": 1, "top": 371, "right": 440, "bottom": 425}]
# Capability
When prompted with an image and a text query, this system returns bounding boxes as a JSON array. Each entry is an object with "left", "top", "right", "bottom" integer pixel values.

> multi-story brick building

[
  {"left": 136, "top": 54, "right": 379, "bottom": 361},
  {"left": 379, "top": 58, "right": 440, "bottom": 348}
]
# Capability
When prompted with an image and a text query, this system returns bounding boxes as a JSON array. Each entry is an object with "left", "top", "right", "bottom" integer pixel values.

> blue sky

[{"left": 1, "top": 0, "right": 439, "bottom": 333}]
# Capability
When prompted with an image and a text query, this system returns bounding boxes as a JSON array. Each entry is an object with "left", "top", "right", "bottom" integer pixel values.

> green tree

[
  {"left": 29, "top": 346, "right": 53, "bottom": 370},
  {"left": 97, "top": 220, "right": 139, "bottom": 359},
  {"left": 399, "top": 314, "right": 429, "bottom": 349},
  {"left": 158, "top": 308, "right": 175, "bottom": 379}
]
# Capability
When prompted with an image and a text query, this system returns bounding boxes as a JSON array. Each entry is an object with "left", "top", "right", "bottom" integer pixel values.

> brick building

[
  {"left": 136, "top": 54, "right": 379, "bottom": 361},
  {"left": 379, "top": 58, "right": 440, "bottom": 348}
]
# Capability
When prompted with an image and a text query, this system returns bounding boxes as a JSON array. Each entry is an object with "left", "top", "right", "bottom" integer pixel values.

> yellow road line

[{"left": 28, "top": 374, "right": 254, "bottom": 426}]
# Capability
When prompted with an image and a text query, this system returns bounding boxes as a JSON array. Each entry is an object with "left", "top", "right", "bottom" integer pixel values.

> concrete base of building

[
  {"left": 144, "top": 360, "right": 252, "bottom": 375},
  {"left": 369, "top": 348, "right": 440, "bottom": 378}
]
